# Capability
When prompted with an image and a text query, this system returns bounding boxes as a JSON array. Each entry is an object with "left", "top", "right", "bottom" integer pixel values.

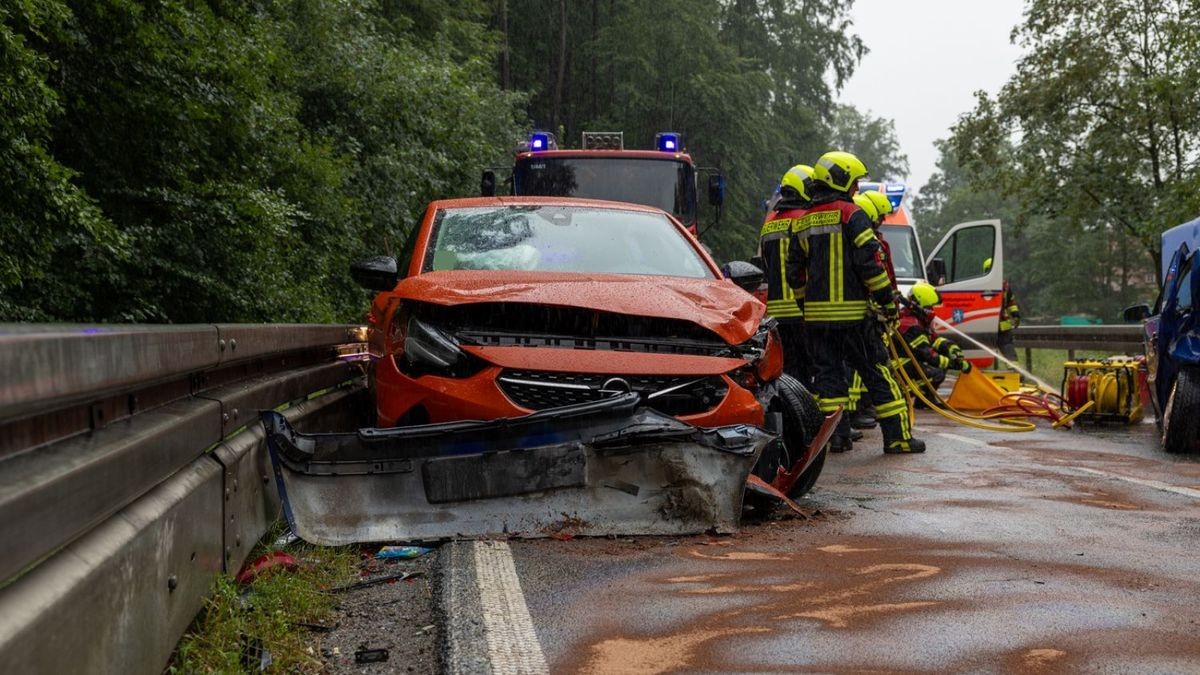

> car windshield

[
  {"left": 513, "top": 157, "right": 697, "bottom": 223},
  {"left": 880, "top": 225, "right": 923, "bottom": 279},
  {"left": 423, "top": 205, "right": 713, "bottom": 278}
]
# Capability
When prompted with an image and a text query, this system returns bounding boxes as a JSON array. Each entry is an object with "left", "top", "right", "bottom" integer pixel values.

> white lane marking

[
  {"left": 937, "top": 432, "right": 1000, "bottom": 449},
  {"left": 473, "top": 540, "right": 549, "bottom": 675},
  {"left": 1074, "top": 467, "right": 1200, "bottom": 500}
]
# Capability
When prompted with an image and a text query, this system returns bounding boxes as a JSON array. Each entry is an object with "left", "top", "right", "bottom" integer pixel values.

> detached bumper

[{"left": 261, "top": 392, "right": 773, "bottom": 544}]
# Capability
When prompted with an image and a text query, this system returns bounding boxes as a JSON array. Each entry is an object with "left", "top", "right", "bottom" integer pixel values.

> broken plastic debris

[
  {"left": 376, "top": 545, "right": 433, "bottom": 559},
  {"left": 355, "top": 648, "right": 390, "bottom": 664},
  {"left": 235, "top": 551, "right": 299, "bottom": 585},
  {"left": 331, "top": 571, "right": 423, "bottom": 593}
]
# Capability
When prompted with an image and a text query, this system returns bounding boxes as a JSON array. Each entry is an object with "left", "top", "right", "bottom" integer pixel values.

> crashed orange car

[{"left": 261, "top": 197, "right": 833, "bottom": 544}]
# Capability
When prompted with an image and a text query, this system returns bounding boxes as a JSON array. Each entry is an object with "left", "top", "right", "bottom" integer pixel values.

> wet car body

[
  {"left": 367, "top": 197, "right": 773, "bottom": 429},
  {"left": 264, "top": 197, "right": 827, "bottom": 543},
  {"left": 1127, "top": 218, "right": 1200, "bottom": 453}
]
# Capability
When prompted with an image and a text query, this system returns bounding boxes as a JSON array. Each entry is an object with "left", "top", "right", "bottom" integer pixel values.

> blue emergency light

[
  {"left": 529, "top": 131, "right": 554, "bottom": 151},
  {"left": 655, "top": 132, "right": 681, "bottom": 152},
  {"left": 884, "top": 183, "right": 906, "bottom": 209}
]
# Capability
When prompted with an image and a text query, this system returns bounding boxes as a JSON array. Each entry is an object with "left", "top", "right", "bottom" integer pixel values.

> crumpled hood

[{"left": 393, "top": 270, "right": 764, "bottom": 344}]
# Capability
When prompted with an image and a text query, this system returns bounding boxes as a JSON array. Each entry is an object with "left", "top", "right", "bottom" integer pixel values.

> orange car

[
  {"left": 259, "top": 197, "right": 831, "bottom": 544},
  {"left": 355, "top": 197, "right": 795, "bottom": 424}
]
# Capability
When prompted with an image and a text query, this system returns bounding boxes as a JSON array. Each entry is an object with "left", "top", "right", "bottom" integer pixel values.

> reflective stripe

[
  {"left": 766, "top": 299, "right": 803, "bottom": 318},
  {"left": 937, "top": 355, "right": 950, "bottom": 368},
  {"left": 999, "top": 320, "right": 1013, "bottom": 332},
  {"left": 853, "top": 228, "right": 875, "bottom": 248},
  {"left": 865, "top": 271, "right": 891, "bottom": 292},
  {"left": 910, "top": 334, "right": 930, "bottom": 347},
  {"left": 804, "top": 300, "right": 869, "bottom": 322},
  {"left": 875, "top": 399, "right": 908, "bottom": 417},
  {"left": 799, "top": 210, "right": 841, "bottom": 228},
  {"left": 830, "top": 229, "right": 843, "bottom": 302},
  {"left": 816, "top": 396, "right": 850, "bottom": 413}
]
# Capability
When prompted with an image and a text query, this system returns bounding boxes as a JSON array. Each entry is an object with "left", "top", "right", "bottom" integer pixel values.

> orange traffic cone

[{"left": 946, "top": 367, "right": 1009, "bottom": 412}]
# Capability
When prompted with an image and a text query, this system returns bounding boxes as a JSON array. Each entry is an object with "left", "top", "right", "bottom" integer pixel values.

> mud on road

[{"left": 505, "top": 416, "right": 1200, "bottom": 673}]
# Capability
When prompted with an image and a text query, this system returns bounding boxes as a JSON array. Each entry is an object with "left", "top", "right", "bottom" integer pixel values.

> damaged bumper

[{"left": 261, "top": 392, "right": 774, "bottom": 544}]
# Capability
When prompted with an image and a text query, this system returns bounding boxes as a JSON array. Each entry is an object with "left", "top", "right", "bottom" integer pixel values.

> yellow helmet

[
  {"left": 910, "top": 281, "right": 941, "bottom": 309},
  {"left": 813, "top": 151, "right": 869, "bottom": 193},
  {"left": 862, "top": 190, "right": 893, "bottom": 218},
  {"left": 983, "top": 257, "right": 993, "bottom": 273},
  {"left": 852, "top": 194, "right": 879, "bottom": 223},
  {"left": 780, "top": 164, "right": 814, "bottom": 201}
]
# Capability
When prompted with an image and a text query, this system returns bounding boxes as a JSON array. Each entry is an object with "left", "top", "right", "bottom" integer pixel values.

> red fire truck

[{"left": 482, "top": 131, "right": 725, "bottom": 236}]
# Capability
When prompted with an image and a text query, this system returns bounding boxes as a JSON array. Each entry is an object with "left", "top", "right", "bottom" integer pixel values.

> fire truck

[
  {"left": 861, "top": 182, "right": 1007, "bottom": 361},
  {"left": 481, "top": 131, "right": 725, "bottom": 236}
]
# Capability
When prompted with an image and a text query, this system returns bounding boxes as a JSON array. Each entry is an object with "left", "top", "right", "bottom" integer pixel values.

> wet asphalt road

[{"left": 506, "top": 414, "right": 1200, "bottom": 673}]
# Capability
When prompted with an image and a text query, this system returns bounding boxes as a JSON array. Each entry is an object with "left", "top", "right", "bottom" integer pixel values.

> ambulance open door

[{"left": 923, "top": 219, "right": 1004, "bottom": 354}]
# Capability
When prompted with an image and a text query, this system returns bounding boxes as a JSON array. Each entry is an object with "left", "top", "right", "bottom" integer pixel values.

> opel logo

[{"left": 599, "top": 377, "right": 633, "bottom": 396}]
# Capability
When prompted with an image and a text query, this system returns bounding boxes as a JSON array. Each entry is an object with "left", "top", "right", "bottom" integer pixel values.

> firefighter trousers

[
  {"left": 808, "top": 319, "right": 911, "bottom": 443},
  {"left": 777, "top": 320, "right": 811, "bottom": 387}
]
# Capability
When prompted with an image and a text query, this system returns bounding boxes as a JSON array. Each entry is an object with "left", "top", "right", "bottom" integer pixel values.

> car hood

[{"left": 393, "top": 270, "right": 764, "bottom": 344}]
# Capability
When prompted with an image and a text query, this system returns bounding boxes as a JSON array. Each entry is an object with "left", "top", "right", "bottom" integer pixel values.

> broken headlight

[
  {"left": 728, "top": 318, "right": 783, "bottom": 387},
  {"left": 393, "top": 313, "right": 483, "bottom": 378}
]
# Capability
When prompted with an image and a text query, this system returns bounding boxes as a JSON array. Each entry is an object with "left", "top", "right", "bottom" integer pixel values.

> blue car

[{"left": 1125, "top": 217, "right": 1200, "bottom": 453}]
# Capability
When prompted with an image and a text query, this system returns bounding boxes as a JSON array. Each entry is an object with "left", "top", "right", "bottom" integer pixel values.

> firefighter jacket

[
  {"left": 876, "top": 228, "right": 897, "bottom": 289},
  {"left": 759, "top": 197, "right": 810, "bottom": 321},
  {"left": 999, "top": 281, "right": 1021, "bottom": 332},
  {"left": 899, "top": 304, "right": 959, "bottom": 369},
  {"left": 784, "top": 192, "right": 893, "bottom": 324}
]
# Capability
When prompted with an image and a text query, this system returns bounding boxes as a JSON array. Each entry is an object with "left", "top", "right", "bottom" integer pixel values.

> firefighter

[
  {"left": 786, "top": 151, "right": 924, "bottom": 454},
  {"left": 844, "top": 193, "right": 883, "bottom": 434},
  {"left": 759, "top": 165, "right": 815, "bottom": 383},
  {"left": 984, "top": 258, "right": 1021, "bottom": 361},
  {"left": 900, "top": 281, "right": 970, "bottom": 401}
]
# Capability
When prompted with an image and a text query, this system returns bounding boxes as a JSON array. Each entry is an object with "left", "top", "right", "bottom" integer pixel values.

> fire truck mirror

[{"left": 708, "top": 174, "right": 725, "bottom": 207}]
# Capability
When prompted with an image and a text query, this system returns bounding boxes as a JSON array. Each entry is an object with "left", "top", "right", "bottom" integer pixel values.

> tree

[
  {"left": 826, "top": 105, "right": 909, "bottom": 181},
  {"left": 951, "top": 0, "right": 1200, "bottom": 279}
]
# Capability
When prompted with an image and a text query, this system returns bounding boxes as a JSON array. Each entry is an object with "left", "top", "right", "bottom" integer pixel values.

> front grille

[{"left": 497, "top": 369, "right": 728, "bottom": 416}]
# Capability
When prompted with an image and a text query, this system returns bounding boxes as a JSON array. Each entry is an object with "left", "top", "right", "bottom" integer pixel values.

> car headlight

[{"left": 392, "top": 313, "right": 483, "bottom": 378}]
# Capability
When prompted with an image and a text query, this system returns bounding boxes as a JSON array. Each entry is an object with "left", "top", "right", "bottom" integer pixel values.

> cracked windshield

[{"left": 425, "top": 205, "right": 712, "bottom": 278}]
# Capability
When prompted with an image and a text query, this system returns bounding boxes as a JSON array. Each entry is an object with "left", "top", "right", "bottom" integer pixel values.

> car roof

[{"left": 428, "top": 195, "right": 673, "bottom": 216}]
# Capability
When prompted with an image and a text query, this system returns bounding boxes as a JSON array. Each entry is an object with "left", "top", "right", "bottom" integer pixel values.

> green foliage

[
  {"left": 914, "top": 138, "right": 1156, "bottom": 323},
  {"left": 169, "top": 538, "right": 358, "bottom": 673},
  {"left": 950, "top": 0, "right": 1200, "bottom": 278},
  {"left": 826, "top": 104, "right": 909, "bottom": 181},
  {"left": 1, "top": 0, "right": 524, "bottom": 322}
]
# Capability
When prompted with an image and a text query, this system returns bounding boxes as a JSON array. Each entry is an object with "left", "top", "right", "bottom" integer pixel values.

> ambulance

[{"left": 862, "top": 181, "right": 1006, "bottom": 361}]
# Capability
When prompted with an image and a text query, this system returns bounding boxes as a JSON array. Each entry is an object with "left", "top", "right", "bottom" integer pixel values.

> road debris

[
  {"left": 235, "top": 551, "right": 299, "bottom": 585},
  {"left": 330, "top": 571, "right": 423, "bottom": 594},
  {"left": 376, "top": 545, "right": 433, "bottom": 559},
  {"left": 354, "top": 647, "right": 390, "bottom": 664}
]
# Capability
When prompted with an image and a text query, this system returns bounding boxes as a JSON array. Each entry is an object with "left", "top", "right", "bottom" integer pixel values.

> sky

[{"left": 836, "top": 0, "right": 1026, "bottom": 193}]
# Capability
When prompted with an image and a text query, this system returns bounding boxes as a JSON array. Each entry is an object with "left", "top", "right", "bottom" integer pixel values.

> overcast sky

[{"left": 836, "top": 0, "right": 1026, "bottom": 193}]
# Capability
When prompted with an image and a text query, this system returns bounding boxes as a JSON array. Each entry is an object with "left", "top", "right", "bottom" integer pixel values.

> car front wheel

[
  {"left": 1162, "top": 367, "right": 1200, "bottom": 454},
  {"left": 753, "top": 374, "right": 827, "bottom": 498}
]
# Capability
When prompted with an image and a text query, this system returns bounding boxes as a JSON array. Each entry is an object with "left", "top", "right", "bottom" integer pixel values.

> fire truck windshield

[
  {"left": 514, "top": 157, "right": 697, "bottom": 224},
  {"left": 880, "top": 224, "right": 923, "bottom": 280}
]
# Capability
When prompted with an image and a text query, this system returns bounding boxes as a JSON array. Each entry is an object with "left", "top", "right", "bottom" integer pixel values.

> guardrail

[
  {"left": 1013, "top": 324, "right": 1145, "bottom": 352},
  {"left": 0, "top": 324, "right": 367, "bottom": 673}
]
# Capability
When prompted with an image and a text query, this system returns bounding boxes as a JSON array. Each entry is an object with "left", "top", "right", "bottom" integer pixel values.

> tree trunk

[
  {"left": 552, "top": 0, "right": 568, "bottom": 131},
  {"left": 498, "top": 0, "right": 510, "bottom": 90}
]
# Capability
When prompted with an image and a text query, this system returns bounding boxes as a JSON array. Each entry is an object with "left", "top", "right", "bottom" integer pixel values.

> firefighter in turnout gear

[
  {"left": 786, "top": 151, "right": 924, "bottom": 454},
  {"left": 845, "top": 190, "right": 898, "bottom": 432},
  {"left": 759, "top": 165, "right": 815, "bottom": 383},
  {"left": 997, "top": 273, "right": 1020, "bottom": 360},
  {"left": 899, "top": 282, "right": 970, "bottom": 401}
]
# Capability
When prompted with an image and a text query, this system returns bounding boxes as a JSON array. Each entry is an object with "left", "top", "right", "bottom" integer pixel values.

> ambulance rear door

[{"left": 924, "top": 219, "right": 1004, "bottom": 355}]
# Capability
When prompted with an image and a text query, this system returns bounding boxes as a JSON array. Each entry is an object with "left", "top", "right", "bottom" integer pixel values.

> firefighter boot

[
  {"left": 829, "top": 435, "right": 854, "bottom": 453},
  {"left": 880, "top": 416, "right": 925, "bottom": 454},
  {"left": 850, "top": 406, "right": 877, "bottom": 429},
  {"left": 850, "top": 428, "right": 864, "bottom": 442}
]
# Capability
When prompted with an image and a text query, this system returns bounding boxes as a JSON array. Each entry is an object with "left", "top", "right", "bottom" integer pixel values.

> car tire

[
  {"left": 1162, "top": 367, "right": 1200, "bottom": 454},
  {"left": 753, "top": 374, "right": 827, "bottom": 498}
]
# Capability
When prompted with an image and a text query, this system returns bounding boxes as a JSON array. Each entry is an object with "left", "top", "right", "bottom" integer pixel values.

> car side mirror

[
  {"left": 1122, "top": 303, "right": 1152, "bottom": 322},
  {"left": 707, "top": 174, "right": 725, "bottom": 207},
  {"left": 925, "top": 257, "right": 947, "bottom": 285},
  {"left": 722, "top": 260, "right": 764, "bottom": 292},
  {"left": 350, "top": 256, "right": 399, "bottom": 291},
  {"left": 749, "top": 255, "right": 764, "bottom": 270},
  {"left": 481, "top": 170, "right": 497, "bottom": 197}
]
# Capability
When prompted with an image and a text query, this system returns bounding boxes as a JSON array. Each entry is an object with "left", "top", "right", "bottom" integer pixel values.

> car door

[
  {"left": 923, "top": 220, "right": 1004, "bottom": 354},
  {"left": 1153, "top": 245, "right": 1193, "bottom": 412}
]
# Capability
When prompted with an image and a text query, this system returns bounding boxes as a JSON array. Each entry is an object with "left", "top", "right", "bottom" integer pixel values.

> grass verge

[{"left": 168, "top": 528, "right": 359, "bottom": 673}]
